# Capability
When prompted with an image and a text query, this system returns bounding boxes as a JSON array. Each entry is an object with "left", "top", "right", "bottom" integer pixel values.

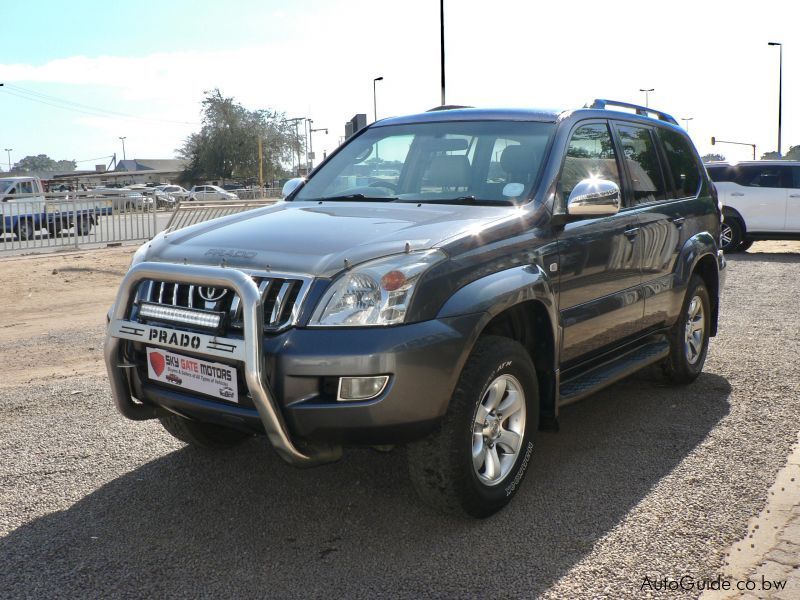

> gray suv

[{"left": 105, "top": 100, "right": 725, "bottom": 517}]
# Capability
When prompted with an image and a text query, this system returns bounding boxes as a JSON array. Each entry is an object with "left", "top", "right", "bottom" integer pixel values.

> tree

[
  {"left": 177, "top": 89, "right": 300, "bottom": 185},
  {"left": 701, "top": 153, "right": 726, "bottom": 163},
  {"left": 761, "top": 151, "right": 781, "bottom": 160},
  {"left": 11, "top": 154, "right": 76, "bottom": 173},
  {"left": 784, "top": 145, "right": 800, "bottom": 160}
]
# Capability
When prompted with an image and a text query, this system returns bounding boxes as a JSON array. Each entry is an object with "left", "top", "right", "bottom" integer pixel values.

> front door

[
  {"left": 556, "top": 121, "right": 644, "bottom": 365},
  {"left": 728, "top": 164, "right": 789, "bottom": 232},
  {"left": 785, "top": 166, "right": 800, "bottom": 232}
]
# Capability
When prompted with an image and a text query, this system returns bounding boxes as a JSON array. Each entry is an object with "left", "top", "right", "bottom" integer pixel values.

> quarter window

[
  {"left": 616, "top": 124, "right": 668, "bottom": 205},
  {"left": 659, "top": 129, "right": 701, "bottom": 198},
  {"left": 560, "top": 123, "right": 621, "bottom": 199}
]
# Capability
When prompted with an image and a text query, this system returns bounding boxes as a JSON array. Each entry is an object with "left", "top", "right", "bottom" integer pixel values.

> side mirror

[
  {"left": 566, "top": 178, "right": 620, "bottom": 217},
  {"left": 281, "top": 178, "right": 305, "bottom": 198}
]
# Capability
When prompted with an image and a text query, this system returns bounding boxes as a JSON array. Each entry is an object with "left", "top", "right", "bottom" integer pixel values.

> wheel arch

[
  {"left": 722, "top": 206, "right": 746, "bottom": 233},
  {"left": 437, "top": 265, "right": 559, "bottom": 423}
]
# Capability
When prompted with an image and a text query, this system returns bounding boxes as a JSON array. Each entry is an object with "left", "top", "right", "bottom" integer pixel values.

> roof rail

[
  {"left": 584, "top": 99, "right": 679, "bottom": 126},
  {"left": 426, "top": 104, "right": 473, "bottom": 112}
]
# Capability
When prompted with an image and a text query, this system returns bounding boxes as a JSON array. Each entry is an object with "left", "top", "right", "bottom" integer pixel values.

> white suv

[
  {"left": 707, "top": 161, "right": 800, "bottom": 252},
  {"left": 188, "top": 185, "right": 238, "bottom": 201}
]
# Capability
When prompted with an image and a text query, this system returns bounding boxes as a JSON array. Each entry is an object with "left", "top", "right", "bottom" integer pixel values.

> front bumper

[{"left": 105, "top": 262, "right": 483, "bottom": 465}]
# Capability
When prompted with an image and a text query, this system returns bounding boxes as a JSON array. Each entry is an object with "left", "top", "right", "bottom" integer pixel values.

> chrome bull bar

[{"left": 104, "top": 262, "right": 340, "bottom": 467}]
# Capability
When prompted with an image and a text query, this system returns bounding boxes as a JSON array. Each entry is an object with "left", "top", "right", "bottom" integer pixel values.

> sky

[{"left": 0, "top": 0, "right": 796, "bottom": 172}]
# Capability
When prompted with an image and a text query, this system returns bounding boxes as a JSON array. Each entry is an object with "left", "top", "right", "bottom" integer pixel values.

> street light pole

[
  {"left": 118, "top": 136, "right": 127, "bottom": 162},
  {"left": 373, "top": 76, "right": 384, "bottom": 122},
  {"left": 4, "top": 148, "right": 12, "bottom": 172},
  {"left": 639, "top": 88, "right": 654, "bottom": 107},
  {"left": 681, "top": 117, "right": 694, "bottom": 133},
  {"left": 768, "top": 42, "right": 783, "bottom": 156},
  {"left": 440, "top": 0, "right": 446, "bottom": 106}
]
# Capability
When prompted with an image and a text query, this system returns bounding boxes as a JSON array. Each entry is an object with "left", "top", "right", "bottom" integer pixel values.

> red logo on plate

[{"left": 149, "top": 352, "right": 166, "bottom": 376}]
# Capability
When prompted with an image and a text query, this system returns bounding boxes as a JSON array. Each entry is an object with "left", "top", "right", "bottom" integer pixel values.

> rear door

[
  {"left": 556, "top": 121, "right": 644, "bottom": 364},
  {"left": 785, "top": 166, "right": 800, "bottom": 231},
  {"left": 629, "top": 126, "right": 703, "bottom": 329},
  {"left": 726, "top": 165, "right": 789, "bottom": 231}
]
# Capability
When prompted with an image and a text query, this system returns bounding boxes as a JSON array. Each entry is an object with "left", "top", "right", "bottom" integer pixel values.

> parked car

[
  {"left": 155, "top": 185, "right": 191, "bottom": 202},
  {"left": 91, "top": 187, "right": 152, "bottom": 210},
  {"left": 188, "top": 185, "right": 238, "bottom": 201},
  {"left": 106, "top": 99, "right": 725, "bottom": 517},
  {"left": 706, "top": 160, "right": 800, "bottom": 252}
]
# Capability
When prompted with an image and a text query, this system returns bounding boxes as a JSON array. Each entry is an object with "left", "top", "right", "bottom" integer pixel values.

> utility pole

[
  {"left": 681, "top": 117, "right": 694, "bottom": 133},
  {"left": 258, "top": 137, "right": 264, "bottom": 191},
  {"left": 3, "top": 148, "right": 11, "bottom": 172},
  {"left": 440, "top": 0, "right": 446, "bottom": 106},
  {"left": 768, "top": 42, "right": 783, "bottom": 156},
  {"left": 285, "top": 117, "right": 305, "bottom": 177},
  {"left": 118, "top": 136, "right": 127, "bottom": 162}
]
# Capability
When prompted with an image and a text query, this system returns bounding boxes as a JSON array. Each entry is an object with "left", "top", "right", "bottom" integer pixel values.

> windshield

[{"left": 293, "top": 120, "right": 554, "bottom": 204}]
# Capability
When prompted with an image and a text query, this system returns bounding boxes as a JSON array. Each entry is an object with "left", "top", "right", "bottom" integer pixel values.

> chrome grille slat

[
  {"left": 133, "top": 271, "right": 311, "bottom": 333},
  {"left": 270, "top": 282, "right": 292, "bottom": 324}
]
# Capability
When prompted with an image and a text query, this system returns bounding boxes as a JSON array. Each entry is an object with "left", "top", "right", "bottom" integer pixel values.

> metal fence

[
  {"left": 233, "top": 187, "right": 282, "bottom": 200},
  {"left": 164, "top": 199, "right": 277, "bottom": 232},
  {"left": 1, "top": 191, "right": 159, "bottom": 253}
]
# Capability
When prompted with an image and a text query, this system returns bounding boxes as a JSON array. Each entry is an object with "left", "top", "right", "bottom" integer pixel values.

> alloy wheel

[{"left": 472, "top": 374, "right": 526, "bottom": 486}]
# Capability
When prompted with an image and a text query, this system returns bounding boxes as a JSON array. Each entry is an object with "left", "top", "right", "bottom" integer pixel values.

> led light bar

[{"left": 138, "top": 302, "right": 223, "bottom": 329}]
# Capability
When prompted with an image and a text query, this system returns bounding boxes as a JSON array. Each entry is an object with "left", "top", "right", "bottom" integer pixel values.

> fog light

[
  {"left": 337, "top": 376, "right": 390, "bottom": 402},
  {"left": 138, "top": 302, "right": 222, "bottom": 329}
]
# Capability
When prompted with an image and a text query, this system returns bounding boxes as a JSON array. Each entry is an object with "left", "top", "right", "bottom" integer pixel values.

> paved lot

[{"left": 1, "top": 246, "right": 799, "bottom": 598}]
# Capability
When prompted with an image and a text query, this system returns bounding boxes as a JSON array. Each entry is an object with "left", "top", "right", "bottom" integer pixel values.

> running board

[{"left": 558, "top": 336, "right": 670, "bottom": 407}]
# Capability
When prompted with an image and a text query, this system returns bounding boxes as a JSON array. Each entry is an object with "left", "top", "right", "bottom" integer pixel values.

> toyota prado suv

[{"left": 105, "top": 100, "right": 725, "bottom": 517}]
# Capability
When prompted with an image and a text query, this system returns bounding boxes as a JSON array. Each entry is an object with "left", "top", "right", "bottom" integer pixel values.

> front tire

[
  {"left": 407, "top": 336, "right": 539, "bottom": 518},
  {"left": 159, "top": 414, "right": 250, "bottom": 449},
  {"left": 663, "top": 275, "right": 711, "bottom": 384}
]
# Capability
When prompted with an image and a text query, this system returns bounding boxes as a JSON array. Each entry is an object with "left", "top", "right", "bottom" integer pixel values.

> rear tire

[
  {"left": 159, "top": 414, "right": 250, "bottom": 449},
  {"left": 663, "top": 275, "right": 711, "bottom": 384},
  {"left": 720, "top": 219, "right": 743, "bottom": 252},
  {"left": 407, "top": 336, "right": 539, "bottom": 518}
]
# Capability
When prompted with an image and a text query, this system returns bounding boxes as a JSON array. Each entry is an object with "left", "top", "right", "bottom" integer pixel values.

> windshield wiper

[{"left": 315, "top": 193, "right": 398, "bottom": 202}]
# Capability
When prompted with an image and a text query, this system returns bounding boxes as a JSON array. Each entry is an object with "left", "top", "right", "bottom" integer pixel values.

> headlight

[{"left": 310, "top": 250, "right": 446, "bottom": 326}]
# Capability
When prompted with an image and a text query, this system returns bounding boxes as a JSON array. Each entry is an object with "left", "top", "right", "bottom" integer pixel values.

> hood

[{"left": 144, "top": 201, "right": 512, "bottom": 277}]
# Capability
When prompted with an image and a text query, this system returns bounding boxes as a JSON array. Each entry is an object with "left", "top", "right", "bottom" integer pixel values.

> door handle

[
  {"left": 624, "top": 227, "right": 640, "bottom": 240},
  {"left": 672, "top": 217, "right": 686, "bottom": 228},
  {"left": 731, "top": 192, "right": 745, "bottom": 197},
  {"left": 790, "top": 194, "right": 800, "bottom": 198}
]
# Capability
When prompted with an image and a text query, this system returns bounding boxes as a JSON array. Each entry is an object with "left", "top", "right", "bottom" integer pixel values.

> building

[{"left": 53, "top": 158, "right": 188, "bottom": 187}]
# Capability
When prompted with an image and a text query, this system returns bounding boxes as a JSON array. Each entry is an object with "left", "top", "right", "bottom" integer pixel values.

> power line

[{"left": 0, "top": 83, "right": 200, "bottom": 126}]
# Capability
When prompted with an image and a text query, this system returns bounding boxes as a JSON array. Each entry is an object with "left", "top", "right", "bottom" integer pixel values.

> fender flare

[
  {"left": 436, "top": 264, "right": 560, "bottom": 406},
  {"left": 674, "top": 231, "right": 721, "bottom": 335}
]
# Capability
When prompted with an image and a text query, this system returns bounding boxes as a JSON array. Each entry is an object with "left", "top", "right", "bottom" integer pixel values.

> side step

[{"left": 558, "top": 336, "right": 670, "bottom": 407}]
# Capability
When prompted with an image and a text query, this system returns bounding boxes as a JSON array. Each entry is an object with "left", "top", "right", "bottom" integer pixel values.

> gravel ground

[{"left": 1, "top": 249, "right": 799, "bottom": 599}]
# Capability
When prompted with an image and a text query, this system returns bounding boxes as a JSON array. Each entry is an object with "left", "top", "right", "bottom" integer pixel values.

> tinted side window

[
  {"left": 616, "top": 124, "right": 668, "bottom": 205},
  {"left": 735, "top": 166, "right": 787, "bottom": 188},
  {"left": 707, "top": 166, "right": 734, "bottom": 182},
  {"left": 792, "top": 167, "right": 800, "bottom": 188},
  {"left": 560, "top": 123, "right": 621, "bottom": 199},
  {"left": 659, "top": 129, "right": 701, "bottom": 198}
]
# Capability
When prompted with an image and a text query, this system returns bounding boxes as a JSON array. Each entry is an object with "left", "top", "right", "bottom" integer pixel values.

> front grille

[{"left": 131, "top": 273, "right": 310, "bottom": 333}]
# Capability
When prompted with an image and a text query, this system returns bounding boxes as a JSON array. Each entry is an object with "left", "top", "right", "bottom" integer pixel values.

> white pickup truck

[
  {"left": 706, "top": 161, "right": 800, "bottom": 252},
  {"left": 1, "top": 176, "right": 110, "bottom": 240}
]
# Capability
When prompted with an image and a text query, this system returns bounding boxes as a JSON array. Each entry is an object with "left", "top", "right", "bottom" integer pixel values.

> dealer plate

[{"left": 146, "top": 347, "right": 239, "bottom": 403}]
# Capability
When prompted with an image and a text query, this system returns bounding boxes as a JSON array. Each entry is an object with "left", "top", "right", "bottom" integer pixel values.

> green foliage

[
  {"left": 701, "top": 153, "right": 726, "bottom": 163},
  {"left": 11, "top": 154, "right": 76, "bottom": 173},
  {"left": 761, "top": 151, "right": 781, "bottom": 160},
  {"left": 177, "top": 89, "right": 300, "bottom": 185},
  {"left": 784, "top": 145, "right": 800, "bottom": 160}
]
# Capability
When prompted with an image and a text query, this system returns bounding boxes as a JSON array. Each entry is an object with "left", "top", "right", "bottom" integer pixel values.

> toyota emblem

[{"left": 198, "top": 287, "right": 228, "bottom": 302}]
